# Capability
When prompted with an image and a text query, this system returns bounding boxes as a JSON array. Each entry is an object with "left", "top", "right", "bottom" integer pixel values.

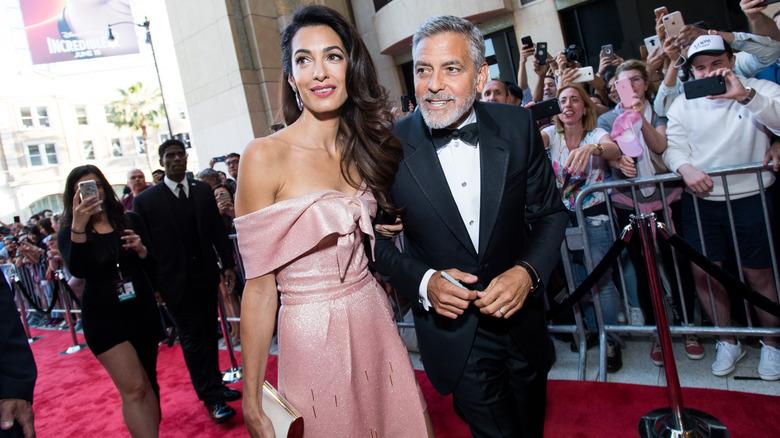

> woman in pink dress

[{"left": 235, "top": 5, "right": 434, "bottom": 437}]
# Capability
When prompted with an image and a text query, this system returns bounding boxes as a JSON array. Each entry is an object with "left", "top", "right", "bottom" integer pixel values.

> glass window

[
  {"left": 20, "top": 107, "right": 33, "bottom": 127},
  {"left": 110, "top": 138, "right": 123, "bottom": 157},
  {"left": 37, "top": 107, "right": 49, "bottom": 127},
  {"left": 135, "top": 136, "right": 146, "bottom": 155},
  {"left": 44, "top": 144, "right": 57, "bottom": 164},
  {"left": 83, "top": 140, "right": 95, "bottom": 160},
  {"left": 76, "top": 106, "right": 88, "bottom": 125},
  {"left": 104, "top": 105, "right": 114, "bottom": 123},
  {"left": 28, "top": 145, "right": 42, "bottom": 166}
]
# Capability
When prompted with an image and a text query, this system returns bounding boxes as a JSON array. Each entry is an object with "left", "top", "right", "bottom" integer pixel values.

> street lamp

[{"left": 107, "top": 17, "right": 173, "bottom": 138}]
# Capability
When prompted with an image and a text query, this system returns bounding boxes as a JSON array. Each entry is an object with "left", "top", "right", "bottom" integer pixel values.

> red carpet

[{"left": 28, "top": 328, "right": 779, "bottom": 437}]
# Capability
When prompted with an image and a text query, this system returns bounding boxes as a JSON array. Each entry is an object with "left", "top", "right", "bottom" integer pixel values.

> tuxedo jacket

[
  {"left": 373, "top": 101, "right": 568, "bottom": 394},
  {"left": 133, "top": 179, "right": 235, "bottom": 306}
]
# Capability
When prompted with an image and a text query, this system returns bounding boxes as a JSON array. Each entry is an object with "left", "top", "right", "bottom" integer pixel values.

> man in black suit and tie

[
  {"left": 0, "top": 275, "right": 36, "bottom": 438},
  {"left": 133, "top": 139, "right": 240, "bottom": 423},
  {"left": 373, "top": 15, "right": 567, "bottom": 437}
]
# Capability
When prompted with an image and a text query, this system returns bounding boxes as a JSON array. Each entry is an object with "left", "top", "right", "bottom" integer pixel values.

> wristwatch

[
  {"left": 594, "top": 143, "right": 605, "bottom": 156},
  {"left": 739, "top": 87, "right": 756, "bottom": 105}
]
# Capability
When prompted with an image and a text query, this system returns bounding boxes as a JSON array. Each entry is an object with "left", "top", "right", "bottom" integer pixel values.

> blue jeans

[{"left": 569, "top": 216, "right": 620, "bottom": 334}]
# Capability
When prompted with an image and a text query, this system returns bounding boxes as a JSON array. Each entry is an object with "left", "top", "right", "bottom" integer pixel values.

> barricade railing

[{"left": 558, "top": 161, "right": 780, "bottom": 382}]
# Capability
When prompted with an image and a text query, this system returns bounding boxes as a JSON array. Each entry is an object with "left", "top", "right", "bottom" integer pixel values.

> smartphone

[
  {"left": 217, "top": 191, "right": 231, "bottom": 205},
  {"left": 683, "top": 76, "right": 727, "bottom": 100},
  {"left": 212, "top": 156, "right": 226, "bottom": 163},
  {"left": 572, "top": 66, "right": 594, "bottom": 83},
  {"left": 78, "top": 180, "right": 102, "bottom": 211},
  {"left": 644, "top": 35, "right": 661, "bottom": 55},
  {"left": 654, "top": 6, "right": 668, "bottom": 20},
  {"left": 601, "top": 44, "right": 615, "bottom": 60},
  {"left": 758, "top": 1, "right": 780, "bottom": 6},
  {"left": 521, "top": 35, "right": 533, "bottom": 49},
  {"left": 441, "top": 271, "right": 467, "bottom": 289},
  {"left": 615, "top": 77, "right": 637, "bottom": 106},
  {"left": 536, "top": 42, "right": 548, "bottom": 65},
  {"left": 400, "top": 95, "right": 413, "bottom": 112},
  {"left": 530, "top": 97, "right": 562, "bottom": 120},
  {"left": 663, "top": 11, "right": 684, "bottom": 38}
]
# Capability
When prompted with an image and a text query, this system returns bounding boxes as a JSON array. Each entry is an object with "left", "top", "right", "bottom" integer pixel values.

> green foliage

[{"left": 109, "top": 82, "right": 163, "bottom": 138}]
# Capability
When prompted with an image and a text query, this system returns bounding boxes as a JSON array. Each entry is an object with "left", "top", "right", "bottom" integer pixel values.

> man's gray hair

[
  {"left": 198, "top": 168, "right": 220, "bottom": 180},
  {"left": 412, "top": 15, "right": 486, "bottom": 72},
  {"left": 126, "top": 168, "right": 143, "bottom": 180}
]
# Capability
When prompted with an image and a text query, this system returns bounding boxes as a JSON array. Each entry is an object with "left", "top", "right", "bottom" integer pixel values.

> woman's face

[
  {"left": 558, "top": 87, "right": 586, "bottom": 126},
  {"left": 214, "top": 187, "right": 232, "bottom": 203},
  {"left": 288, "top": 25, "right": 349, "bottom": 117}
]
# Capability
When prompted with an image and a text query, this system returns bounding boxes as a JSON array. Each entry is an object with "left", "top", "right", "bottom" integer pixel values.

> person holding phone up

[
  {"left": 662, "top": 34, "right": 780, "bottom": 380},
  {"left": 58, "top": 165, "right": 161, "bottom": 436}
]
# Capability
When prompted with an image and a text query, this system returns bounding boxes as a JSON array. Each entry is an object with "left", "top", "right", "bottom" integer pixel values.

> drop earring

[{"left": 294, "top": 88, "right": 303, "bottom": 111}]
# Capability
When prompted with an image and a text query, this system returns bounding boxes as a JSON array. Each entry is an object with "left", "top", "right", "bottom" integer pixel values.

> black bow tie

[{"left": 431, "top": 123, "right": 479, "bottom": 149}]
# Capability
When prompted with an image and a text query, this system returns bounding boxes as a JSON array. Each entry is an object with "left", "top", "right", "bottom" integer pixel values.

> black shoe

[
  {"left": 607, "top": 340, "right": 623, "bottom": 373},
  {"left": 207, "top": 402, "right": 236, "bottom": 424},
  {"left": 570, "top": 331, "right": 599, "bottom": 352},
  {"left": 222, "top": 387, "right": 241, "bottom": 402}
]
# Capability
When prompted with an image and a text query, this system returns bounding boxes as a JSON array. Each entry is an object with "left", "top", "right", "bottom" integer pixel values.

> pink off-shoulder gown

[{"left": 234, "top": 186, "right": 428, "bottom": 437}]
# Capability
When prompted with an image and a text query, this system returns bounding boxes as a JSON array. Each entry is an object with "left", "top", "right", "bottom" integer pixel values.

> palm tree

[{"left": 109, "top": 82, "right": 164, "bottom": 171}]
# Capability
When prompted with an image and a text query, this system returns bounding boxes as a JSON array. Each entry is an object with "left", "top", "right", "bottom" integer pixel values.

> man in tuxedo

[
  {"left": 133, "top": 139, "right": 240, "bottom": 423},
  {"left": 0, "top": 275, "right": 36, "bottom": 438},
  {"left": 372, "top": 15, "right": 567, "bottom": 437}
]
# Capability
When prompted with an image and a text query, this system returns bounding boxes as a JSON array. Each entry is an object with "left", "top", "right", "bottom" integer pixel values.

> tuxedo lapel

[
  {"left": 403, "top": 113, "right": 477, "bottom": 257},
  {"left": 475, "top": 103, "right": 509, "bottom": 260}
]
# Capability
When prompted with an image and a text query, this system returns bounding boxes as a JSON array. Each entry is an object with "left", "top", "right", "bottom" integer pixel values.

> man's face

[
  {"left": 543, "top": 77, "right": 557, "bottom": 100},
  {"left": 127, "top": 170, "right": 146, "bottom": 194},
  {"left": 481, "top": 80, "right": 508, "bottom": 103},
  {"left": 690, "top": 52, "right": 734, "bottom": 80},
  {"left": 160, "top": 145, "right": 188, "bottom": 182},
  {"left": 225, "top": 156, "right": 239, "bottom": 179},
  {"left": 414, "top": 31, "right": 488, "bottom": 129}
]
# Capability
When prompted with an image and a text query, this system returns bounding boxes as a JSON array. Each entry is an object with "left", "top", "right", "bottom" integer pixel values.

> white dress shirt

[
  {"left": 163, "top": 175, "right": 189, "bottom": 199},
  {"left": 418, "top": 110, "right": 481, "bottom": 310}
]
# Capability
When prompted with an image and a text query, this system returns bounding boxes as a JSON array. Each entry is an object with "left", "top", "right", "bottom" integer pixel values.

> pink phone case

[{"left": 615, "top": 77, "right": 636, "bottom": 107}]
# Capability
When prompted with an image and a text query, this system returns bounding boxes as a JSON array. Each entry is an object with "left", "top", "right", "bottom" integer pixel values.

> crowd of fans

[{"left": 5, "top": 3, "right": 780, "bottom": 435}]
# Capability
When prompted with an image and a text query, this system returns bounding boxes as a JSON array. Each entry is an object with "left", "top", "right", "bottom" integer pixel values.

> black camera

[{"left": 565, "top": 45, "right": 585, "bottom": 64}]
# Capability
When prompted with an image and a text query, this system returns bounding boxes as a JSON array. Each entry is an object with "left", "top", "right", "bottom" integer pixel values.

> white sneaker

[
  {"left": 711, "top": 341, "right": 746, "bottom": 377},
  {"left": 758, "top": 341, "right": 780, "bottom": 381},
  {"left": 629, "top": 307, "right": 645, "bottom": 326},
  {"left": 617, "top": 308, "right": 626, "bottom": 324}
]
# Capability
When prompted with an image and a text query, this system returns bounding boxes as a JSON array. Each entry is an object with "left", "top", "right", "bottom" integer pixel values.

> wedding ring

[{"left": 499, "top": 307, "right": 505, "bottom": 316}]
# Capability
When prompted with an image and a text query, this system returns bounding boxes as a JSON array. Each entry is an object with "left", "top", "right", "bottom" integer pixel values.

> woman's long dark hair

[
  {"left": 60, "top": 165, "right": 126, "bottom": 233},
  {"left": 280, "top": 4, "right": 403, "bottom": 214}
]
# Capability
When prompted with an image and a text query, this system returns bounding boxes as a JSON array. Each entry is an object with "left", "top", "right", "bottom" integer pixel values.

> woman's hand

[
  {"left": 244, "top": 404, "right": 275, "bottom": 438},
  {"left": 564, "top": 145, "right": 597, "bottom": 175},
  {"left": 121, "top": 229, "right": 148, "bottom": 259},
  {"left": 615, "top": 155, "right": 637, "bottom": 177},
  {"left": 374, "top": 216, "right": 403, "bottom": 238},
  {"left": 218, "top": 200, "right": 236, "bottom": 218},
  {"left": 71, "top": 188, "right": 101, "bottom": 232}
]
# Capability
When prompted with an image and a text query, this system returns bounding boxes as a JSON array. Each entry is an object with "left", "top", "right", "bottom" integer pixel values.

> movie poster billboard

[{"left": 20, "top": 0, "right": 140, "bottom": 65}]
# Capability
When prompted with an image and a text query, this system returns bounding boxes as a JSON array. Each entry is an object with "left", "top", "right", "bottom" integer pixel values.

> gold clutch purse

[{"left": 263, "top": 381, "right": 304, "bottom": 438}]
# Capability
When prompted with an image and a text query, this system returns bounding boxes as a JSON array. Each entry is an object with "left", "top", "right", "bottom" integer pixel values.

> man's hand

[
  {"left": 223, "top": 268, "right": 237, "bottom": 294},
  {"left": 427, "top": 269, "right": 478, "bottom": 319},
  {"left": 741, "top": 0, "right": 767, "bottom": 17},
  {"left": 675, "top": 25, "right": 707, "bottom": 48},
  {"left": 0, "top": 398, "right": 35, "bottom": 438},
  {"left": 707, "top": 68, "right": 749, "bottom": 102},
  {"left": 520, "top": 44, "right": 535, "bottom": 63},
  {"left": 646, "top": 46, "right": 666, "bottom": 75},
  {"left": 678, "top": 164, "right": 714, "bottom": 193},
  {"left": 765, "top": 139, "right": 780, "bottom": 172},
  {"left": 474, "top": 265, "right": 532, "bottom": 319}
]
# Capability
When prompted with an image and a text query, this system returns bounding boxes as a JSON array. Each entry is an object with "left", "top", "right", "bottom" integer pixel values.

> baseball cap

[{"left": 685, "top": 35, "right": 732, "bottom": 65}]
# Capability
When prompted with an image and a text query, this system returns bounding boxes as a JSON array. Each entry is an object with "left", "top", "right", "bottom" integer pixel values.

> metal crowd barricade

[{"left": 564, "top": 161, "right": 780, "bottom": 381}]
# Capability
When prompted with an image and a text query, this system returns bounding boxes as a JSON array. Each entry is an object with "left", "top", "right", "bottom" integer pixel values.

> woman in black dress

[{"left": 58, "top": 165, "right": 160, "bottom": 437}]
